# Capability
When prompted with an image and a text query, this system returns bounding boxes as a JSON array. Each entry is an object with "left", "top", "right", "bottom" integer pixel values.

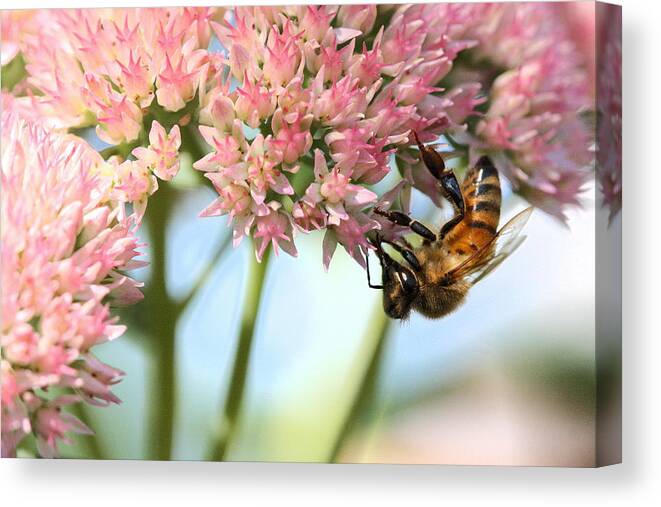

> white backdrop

[{"left": 2, "top": 0, "right": 659, "bottom": 505}]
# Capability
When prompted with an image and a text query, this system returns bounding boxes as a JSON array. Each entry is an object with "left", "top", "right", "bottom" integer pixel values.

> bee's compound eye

[{"left": 397, "top": 270, "right": 418, "bottom": 294}]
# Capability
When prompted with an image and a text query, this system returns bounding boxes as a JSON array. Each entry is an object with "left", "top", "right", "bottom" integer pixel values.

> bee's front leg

[
  {"left": 373, "top": 208, "right": 436, "bottom": 242},
  {"left": 380, "top": 238, "right": 421, "bottom": 272}
]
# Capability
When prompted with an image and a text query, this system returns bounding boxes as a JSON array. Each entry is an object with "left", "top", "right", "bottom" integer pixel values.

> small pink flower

[
  {"left": 270, "top": 109, "right": 313, "bottom": 165},
  {"left": 115, "top": 51, "right": 156, "bottom": 107},
  {"left": 253, "top": 202, "right": 298, "bottom": 262},
  {"left": 110, "top": 158, "right": 159, "bottom": 221},
  {"left": 96, "top": 95, "right": 143, "bottom": 145},
  {"left": 155, "top": 55, "right": 200, "bottom": 112},
  {"left": 234, "top": 76, "right": 277, "bottom": 129},
  {"left": 292, "top": 200, "right": 327, "bottom": 233},
  {"left": 262, "top": 21, "right": 303, "bottom": 88},
  {"left": 298, "top": 6, "right": 335, "bottom": 43},
  {"left": 277, "top": 77, "right": 313, "bottom": 122},
  {"left": 1, "top": 324, "right": 40, "bottom": 366},
  {"left": 212, "top": 10, "right": 265, "bottom": 79},
  {"left": 132, "top": 121, "right": 182, "bottom": 181},
  {"left": 347, "top": 39, "right": 401, "bottom": 88},
  {"left": 393, "top": 72, "right": 441, "bottom": 107},
  {"left": 325, "top": 126, "right": 376, "bottom": 176},
  {"left": 33, "top": 399, "right": 94, "bottom": 458},
  {"left": 201, "top": 180, "right": 252, "bottom": 220},
  {"left": 365, "top": 93, "right": 416, "bottom": 140},
  {"left": 81, "top": 73, "right": 114, "bottom": 113},
  {"left": 442, "top": 84, "right": 486, "bottom": 126},
  {"left": 304, "top": 150, "right": 377, "bottom": 226},
  {"left": 304, "top": 33, "right": 354, "bottom": 84},
  {"left": 194, "top": 124, "right": 246, "bottom": 171},
  {"left": 201, "top": 93, "right": 236, "bottom": 133},
  {"left": 244, "top": 135, "right": 295, "bottom": 204},
  {"left": 322, "top": 213, "right": 379, "bottom": 271},
  {"left": 312, "top": 75, "right": 369, "bottom": 129},
  {"left": 337, "top": 5, "right": 377, "bottom": 34}
]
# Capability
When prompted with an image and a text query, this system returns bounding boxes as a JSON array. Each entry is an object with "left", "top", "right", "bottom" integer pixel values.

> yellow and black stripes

[{"left": 444, "top": 156, "right": 502, "bottom": 254}]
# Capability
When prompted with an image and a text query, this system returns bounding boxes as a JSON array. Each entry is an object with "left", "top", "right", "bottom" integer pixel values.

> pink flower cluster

[
  {"left": 467, "top": 3, "right": 594, "bottom": 220},
  {"left": 4, "top": 4, "right": 599, "bottom": 267},
  {"left": 19, "top": 8, "right": 218, "bottom": 140},
  {"left": 1, "top": 112, "right": 144, "bottom": 458},
  {"left": 196, "top": 5, "right": 484, "bottom": 267},
  {"left": 7, "top": 8, "right": 223, "bottom": 222}
]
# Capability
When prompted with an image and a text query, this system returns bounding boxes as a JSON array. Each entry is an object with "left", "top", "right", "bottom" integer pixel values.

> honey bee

[{"left": 367, "top": 132, "right": 533, "bottom": 320}]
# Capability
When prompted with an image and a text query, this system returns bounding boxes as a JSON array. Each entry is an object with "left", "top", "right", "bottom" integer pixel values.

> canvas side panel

[{"left": 595, "top": 1, "right": 622, "bottom": 467}]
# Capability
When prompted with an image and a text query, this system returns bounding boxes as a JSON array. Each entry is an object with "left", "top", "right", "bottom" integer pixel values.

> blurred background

[
  {"left": 54, "top": 161, "right": 619, "bottom": 466},
  {"left": 1, "top": 2, "right": 621, "bottom": 466}
]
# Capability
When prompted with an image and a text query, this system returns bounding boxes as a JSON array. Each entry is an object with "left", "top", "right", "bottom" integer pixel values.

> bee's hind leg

[{"left": 412, "top": 131, "right": 465, "bottom": 239}]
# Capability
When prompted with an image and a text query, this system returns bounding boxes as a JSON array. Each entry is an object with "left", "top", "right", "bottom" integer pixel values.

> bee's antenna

[
  {"left": 365, "top": 249, "right": 383, "bottom": 290},
  {"left": 369, "top": 232, "right": 393, "bottom": 268}
]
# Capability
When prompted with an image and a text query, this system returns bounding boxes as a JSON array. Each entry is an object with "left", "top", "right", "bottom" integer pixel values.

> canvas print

[{"left": 0, "top": 2, "right": 621, "bottom": 466}]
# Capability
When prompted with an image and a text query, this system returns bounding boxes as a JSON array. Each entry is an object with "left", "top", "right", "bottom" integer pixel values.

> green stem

[
  {"left": 328, "top": 300, "right": 391, "bottom": 463},
  {"left": 144, "top": 182, "right": 178, "bottom": 461},
  {"left": 180, "top": 123, "right": 212, "bottom": 189},
  {"left": 181, "top": 123, "right": 208, "bottom": 162},
  {"left": 210, "top": 246, "right": 272, "bottom": 461},
  {"left": 140, "top": 126, "right": 207, "bottom": 459},
  {"left": 99, "top": 145, "right": 121, "bottom": 160}
]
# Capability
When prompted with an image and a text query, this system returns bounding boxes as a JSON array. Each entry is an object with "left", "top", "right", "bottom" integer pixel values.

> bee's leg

[
  {"left": 437, "top": 171, "right": 465, "bottom": 239},
  {"left": 413, "top": 131, "right": 465, "bottom": 239},
  {"left": 381, "top": 239, "right": 422, "bottom": 272},
  {"left": 370, "top": 233, "right": 401, "bottom": 269},
  {"left": 399, "top": 236, "right": 415, "bottom": 250},
  {"left": 373, "top": 208, "right": 436, "bottom": 242},
  {"left": 365, "top": 248, "right": 383, "bottom": 289},
  {"left": 439, "top": 211, "right": 464, "bottom": 240}
]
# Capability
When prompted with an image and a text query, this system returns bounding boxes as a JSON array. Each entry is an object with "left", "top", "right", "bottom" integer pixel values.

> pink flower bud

[
  {"left": 132, "top": 121, "right": 182, "bottom": 181},
  {"left": 96, "top": 96, "right": 143, "bottom": 145},
  {"left": 337, "top": 5, "right": 377, "bottom": 34},
  {"left": 234, "top": 77, "right": 276, "bottom": 129}
]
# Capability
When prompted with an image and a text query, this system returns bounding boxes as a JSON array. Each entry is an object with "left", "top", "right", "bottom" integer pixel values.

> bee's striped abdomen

[{"left": 445, "top": 156, "right": 501, "bottom": 254}]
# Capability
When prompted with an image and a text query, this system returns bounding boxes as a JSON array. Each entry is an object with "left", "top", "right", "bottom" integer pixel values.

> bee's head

[{"left": 382, "top": 263, "right": 419, "bottom": 320}]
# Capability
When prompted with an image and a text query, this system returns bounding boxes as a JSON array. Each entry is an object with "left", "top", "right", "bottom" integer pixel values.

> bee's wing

[{"left": 445, "top": 207, "right": 533, "bottom": 286}]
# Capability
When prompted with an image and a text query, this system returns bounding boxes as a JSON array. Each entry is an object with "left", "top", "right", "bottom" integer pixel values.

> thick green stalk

[
  {"left": 141, "top": 123, "right": 207, "bottom": 460},
  {"left": 144, "top": 182, "right": 178, "bottom": 461},
  {"left": 328, "top": 301, "right": 391, "bottom": 463},
  {"left": 211, "top": 246, "right": 272, "bottom": 461}
]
